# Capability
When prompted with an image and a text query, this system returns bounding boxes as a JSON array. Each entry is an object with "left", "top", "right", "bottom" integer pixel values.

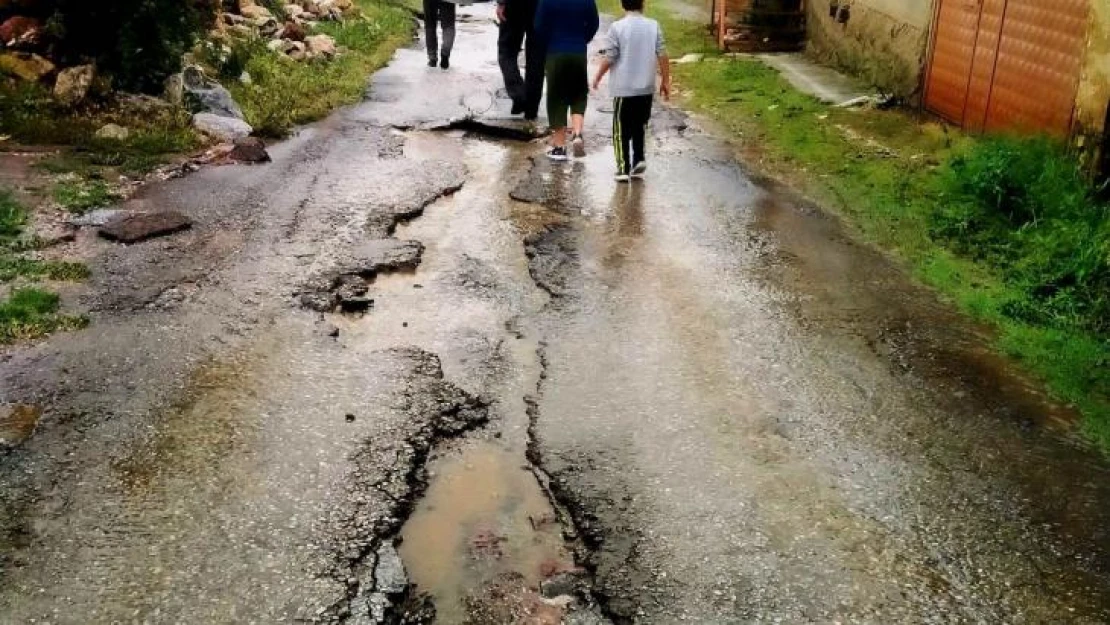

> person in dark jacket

[
  {"left": 534, "top": 0, "right": 599, "bottom": 160},
  {"left": 497, "top": 0, "right": 544, "bottom": 119},
  {"left": 424, "top": 0, "right": 456, "bottom": 69}
]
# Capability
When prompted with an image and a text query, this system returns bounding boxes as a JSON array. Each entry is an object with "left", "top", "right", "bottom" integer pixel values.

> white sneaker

[
  {"left": 614, "top": 173, "right": 631, "bottom": 182},
  {"left": 631, "top": 161, "right": 647, "bottom": 178},
  {"left": 571, "top": 133, "right": 586, "bottom": 158}
]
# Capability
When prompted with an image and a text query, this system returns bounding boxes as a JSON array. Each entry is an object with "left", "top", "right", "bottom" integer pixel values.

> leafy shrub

[
  {"left": 934, "top": 136, "right": 1110, "bottom": 334},
  {"left": 44, "top": 0, "right": 217, "bottom": 93}
]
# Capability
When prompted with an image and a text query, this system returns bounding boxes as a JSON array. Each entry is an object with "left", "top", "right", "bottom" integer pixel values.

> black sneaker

[
  {"left": 546, "top": 146, "right": 568, "bottom": 161},
  {"left": 440, "top": 56, "right": 450, "bottom": 69},
  {"left": 427, "top": 57, "right": 437, "bottom": 68},
  {"left": 511, "top": 100, "right": 525, "bottom": 115},
  {"left": 571, "top": 133, "right": 586, "bottom": 158},
  {"left": 631, "top": 161, "right": 647, "bottom": 178}
]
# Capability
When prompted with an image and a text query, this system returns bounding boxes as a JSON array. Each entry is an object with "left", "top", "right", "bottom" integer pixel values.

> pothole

[{"left": 399, "top": 440, "right": 581, "bottom": 623}]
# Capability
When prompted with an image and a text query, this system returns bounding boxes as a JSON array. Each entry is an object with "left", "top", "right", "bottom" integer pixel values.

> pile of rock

[
  {"left": 221, "top": 0, "right": 349, "bottom": 61},
  {"left": 0, "top": 12, "right": 100, "bottom": 105}
]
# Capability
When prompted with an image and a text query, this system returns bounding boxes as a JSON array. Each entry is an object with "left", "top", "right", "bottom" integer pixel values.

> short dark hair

[{"left": 621, "top": 0, "right": 644, "bottom": 11}]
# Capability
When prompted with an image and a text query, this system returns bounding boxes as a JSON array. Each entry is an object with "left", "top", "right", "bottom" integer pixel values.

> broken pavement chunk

[{"left": 98, "top": 211, "right": 192, "bottom": 243}]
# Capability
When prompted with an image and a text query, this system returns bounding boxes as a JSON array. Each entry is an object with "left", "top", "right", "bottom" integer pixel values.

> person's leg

[
  {"left": 498, "top": 23, "right": 527, "bottom": 109},
  {"left": 567, "top": 53, "right": 588, "bottom": 156},
  {"left": 546, "top": 55, "right": 569, "bottom": 157},
  {"left": 439, "top": 1, "right": 455, "bottom": 68},
  {"left": 423, "top": 0, "right": 439, "bottom": 65},
  {"left": 523, "top": 28, "right": 546, "bottom": 119},
  {"left": 612, "top": 97, "right": 633, "bottom": 176},
  {"left": 630, "top": 94, "right": 653, "bottom": 167}
]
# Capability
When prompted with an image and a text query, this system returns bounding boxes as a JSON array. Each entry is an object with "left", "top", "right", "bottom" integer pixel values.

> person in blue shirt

[{"left": 534, "top": 0, "right": 599, "bottom": 160}]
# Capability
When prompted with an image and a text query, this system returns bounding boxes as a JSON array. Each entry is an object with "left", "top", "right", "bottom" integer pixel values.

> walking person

[
  {"left": 497, "top": 0, "right": 544, "bottom": 119},
  {"left": 534, "top": 0, "right": 599, "bottom": 160},
  {"left": 424, "top": 0, "right": 456, "bottom": 69},
  {"left": 591, "top": 0, "right": 670, "bottom": 180}
]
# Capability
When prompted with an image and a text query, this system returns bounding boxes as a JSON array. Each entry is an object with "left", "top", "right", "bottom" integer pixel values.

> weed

[
  {"left": 52, "top": 177, "right": 121, "bottom": 214},
  {"left": 0, "top": 258, "right": 90, "bottom": 282},
  {"left": 0, "top": 190, "right": 26, "bottom": 241},
  {"left": 0, "top": 287, "right": 88, "bottom": 344}
]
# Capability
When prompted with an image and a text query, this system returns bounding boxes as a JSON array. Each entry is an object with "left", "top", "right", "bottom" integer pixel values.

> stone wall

[{"left": 806, "top": 0, "right": 934, "bottom": 101}]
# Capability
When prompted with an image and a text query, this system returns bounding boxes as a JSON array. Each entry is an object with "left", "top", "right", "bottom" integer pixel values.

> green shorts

[{"left": 545, "top": 53, "right": 588, "bottom": 128}]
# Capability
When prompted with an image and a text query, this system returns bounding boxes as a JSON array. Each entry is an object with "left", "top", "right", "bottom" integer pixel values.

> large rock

[
  {"left": 182, "top": 65, "right": 244, "bottom": 119},
  {"left": 0, "top": 16, "right": 43, "bottom": 50},
  {"left": 281, "top": 20, "right": 306, "bottom": 41},
  {"left": 193, "top": 112, "right": 253, "bottom": 141},
  {"left": 99, "top": 211, "right": 193, "bottom": 243},
  {"left": 283, "top": 3, "right": 306, "bottom": 19},
  {"left": 305, "top": 34, "right": 337, "bottom": 58},
  {"left": 0, "top": 51, "right": 54, "bottom": 81},
  {"left": 228, "top": 136, "right": 270, "bottom": 162},
  {"left": 53, "top": 64, "right": 95, "bottom": 105},
  {"left": 94, "top": 123, "right": 130, "bottom": 140},
  {"left": 239, "top": 2, "right": 273, "bottom": 20}
]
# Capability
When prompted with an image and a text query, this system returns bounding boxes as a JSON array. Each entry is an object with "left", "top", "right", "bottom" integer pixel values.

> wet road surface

[{"left": 2, "top": 6, "right": 1110, "bottom": 623}]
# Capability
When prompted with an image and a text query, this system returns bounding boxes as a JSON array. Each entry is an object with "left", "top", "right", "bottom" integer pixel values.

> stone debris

[
  {"left": 98, "top": 211, "right": 193, "bottom": 243},
  {"left": 94, "top": 123, "right": 130, "bottom": 141},
  {"left": 0, "top": 51, "right": 54, "bottom": 81},
  {"left": 53, "top": 64, "right": 95, "bottom": 105},
  {"left": 193, "top": 112, "right": 253, "bottom": 142},
  {"left": 0, "top": 404, "right": 43, "bottom": 448},
  {"left": 227, "top": 136, "right": 271, "bottom": 163}
]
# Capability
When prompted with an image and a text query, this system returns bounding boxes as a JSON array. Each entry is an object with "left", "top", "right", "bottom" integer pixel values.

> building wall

[{"left": 806, "top": 0, "right": 935, "bottom": 100}]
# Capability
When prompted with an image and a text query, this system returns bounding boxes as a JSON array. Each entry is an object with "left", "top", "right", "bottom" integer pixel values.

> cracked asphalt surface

[{"left": 2, "top": 5, "right": 1110, "bottom": 624}]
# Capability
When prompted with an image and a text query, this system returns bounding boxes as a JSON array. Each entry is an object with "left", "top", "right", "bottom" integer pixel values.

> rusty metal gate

[{"left": 924, "top": 0, "right": 1090, "bottom": 136}]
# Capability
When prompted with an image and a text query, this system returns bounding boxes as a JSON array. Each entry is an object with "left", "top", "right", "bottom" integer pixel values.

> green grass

[
  {"left": 638, "top": 0, "right": 1110, "bottom": 451},
  {"left": 0, "top": 287, "right": 88, "bottom": 344},
  {"left": 226, "top": 0, "right": 414, "bottom": 136},
  {"left": 52, "top": 177, "right": 121, "bottom": 214},
  {"left": 0, "top": 190, "right": 26, "bottom": 241},
  {"left": 1, "top": 83, "right": 201, "bottom": 177}
]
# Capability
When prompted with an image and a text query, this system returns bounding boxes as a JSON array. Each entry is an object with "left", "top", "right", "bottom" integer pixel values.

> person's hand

[
  {"left": 659, "top": 81, "right": 671, "bottom": 101},
  {"left": 496, "top": 3, "right": 506, "bottom": 22}
]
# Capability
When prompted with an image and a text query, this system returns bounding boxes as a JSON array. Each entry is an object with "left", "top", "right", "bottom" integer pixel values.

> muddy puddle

[{"left": 400, "top": 441, "right": 575, "bottom": 622}]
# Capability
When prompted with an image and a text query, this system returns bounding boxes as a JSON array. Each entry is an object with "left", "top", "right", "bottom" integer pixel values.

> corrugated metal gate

[{"left": 924, "top": 0, "right": 1090, "bottom": 136}]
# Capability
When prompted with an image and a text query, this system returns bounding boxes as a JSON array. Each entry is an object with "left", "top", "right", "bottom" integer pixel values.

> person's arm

[
  {"left": 592, "top": 26, "right": 618, "bottom": 90},
  {"left": 592, "top": 58, "right": 611, "bottom": 90},
  {"left": 656, "top": 25, "right": 671, "bottom": 100},
  {"left": 496, "top": 0, "right": 506, "bottom": 23}
]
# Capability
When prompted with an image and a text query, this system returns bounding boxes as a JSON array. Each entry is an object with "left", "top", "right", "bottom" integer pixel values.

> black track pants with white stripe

[{"left": 612, "top": 94, "right": 653, "bottom": 174}]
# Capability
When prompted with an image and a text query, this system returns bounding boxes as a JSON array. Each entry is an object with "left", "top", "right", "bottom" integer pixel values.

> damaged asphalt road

[{"left": 3, "top": 5, "right": 1110, "bottom": 624}]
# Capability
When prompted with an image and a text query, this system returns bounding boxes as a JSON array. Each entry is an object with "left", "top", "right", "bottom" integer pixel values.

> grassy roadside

[
  {"left": 225, "top": 0, "right": 414, "bottom": 136},
  {"left": 603, "top": 0, "right": 1110, "bottom": 451},
  {"left": 0, "top": 0, "right": 414, "bottom": 343},
  {"left": 0, "top": 190, "right": 88, "bottom": 343}
]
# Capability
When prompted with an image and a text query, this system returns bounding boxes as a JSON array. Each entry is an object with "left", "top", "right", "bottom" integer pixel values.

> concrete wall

[{"left": 806, "top": 0, "right": 935, "bottom": 100}]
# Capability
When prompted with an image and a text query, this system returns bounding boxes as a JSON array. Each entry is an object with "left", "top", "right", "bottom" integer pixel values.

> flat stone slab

[{"left": 99, "top": 211, "right": 193, "bottom": 243}]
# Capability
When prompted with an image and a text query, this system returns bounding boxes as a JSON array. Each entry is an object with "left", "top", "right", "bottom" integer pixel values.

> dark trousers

[
  {"left": 424, "top": 0, "right": 456, "bottom": 61},
  {"left": 498, "top": 21, "right": 545, "bottom": 117},
  {"left": 612, "top": 95, "right": 653, "bottom": 173}
]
